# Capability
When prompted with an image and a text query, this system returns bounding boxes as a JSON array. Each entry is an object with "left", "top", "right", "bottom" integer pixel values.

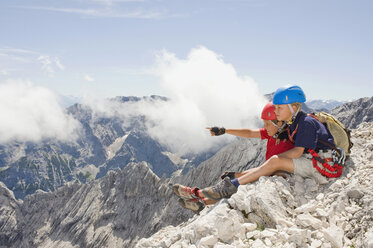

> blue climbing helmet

[{"left": 273, "top": 85, "right": 306, "bottom": 104}]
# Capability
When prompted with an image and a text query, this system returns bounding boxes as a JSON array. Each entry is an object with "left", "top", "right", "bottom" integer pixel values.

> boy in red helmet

[{"left": 173, "top": 102, "right": 294, "bottom": 214}]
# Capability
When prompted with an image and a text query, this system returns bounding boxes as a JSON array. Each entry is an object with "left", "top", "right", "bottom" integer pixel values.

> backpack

[{"left": 309, "top": 112, "right": 353, "bottom": 157}]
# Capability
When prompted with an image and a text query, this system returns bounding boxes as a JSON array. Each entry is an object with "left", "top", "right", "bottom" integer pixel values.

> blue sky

[{"left": 1, "top": 0, "right": 372, "bottom": 101}]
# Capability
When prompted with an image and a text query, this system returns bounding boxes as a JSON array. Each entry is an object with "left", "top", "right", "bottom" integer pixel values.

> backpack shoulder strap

[{"left": 307, "top": 113, "right": 339, "bottom": 153}]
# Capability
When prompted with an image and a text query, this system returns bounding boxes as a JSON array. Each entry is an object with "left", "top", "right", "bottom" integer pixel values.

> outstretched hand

[
  {"left": 206, "top": 127, "right": 215, "bottom": 136},
  {"left": 206, "top": 127, "right": 225, "bottom": 136}
]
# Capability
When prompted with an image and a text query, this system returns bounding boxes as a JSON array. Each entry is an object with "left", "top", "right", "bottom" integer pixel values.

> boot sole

[{"left": 178, "top": 198, "right": 204, "bottom": 215}]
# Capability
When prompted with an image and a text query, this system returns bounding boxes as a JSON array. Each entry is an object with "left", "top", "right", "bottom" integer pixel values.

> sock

[{"left": 231, "top": 178, "right": 240, "bottom": 188}]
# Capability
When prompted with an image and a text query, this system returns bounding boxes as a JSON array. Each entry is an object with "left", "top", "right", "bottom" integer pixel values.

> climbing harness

[
  {"left": 287, "top": 114, "right": 346, "bottom": 178},
  {"left": 307, "top": 149, "right": 343, "bottom": 178}
]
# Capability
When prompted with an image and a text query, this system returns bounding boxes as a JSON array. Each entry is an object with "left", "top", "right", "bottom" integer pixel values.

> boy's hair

[{"left": 290, "top": 102, "right": 302, "bottom": 111}]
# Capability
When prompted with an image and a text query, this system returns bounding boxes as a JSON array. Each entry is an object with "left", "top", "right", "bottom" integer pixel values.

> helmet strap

[
  {"left": 288, "top": 104, "right": 295, "bottom": 115},
  {"left": 270, "top": 120, "right": 280, "bottom": 128},
  {"left": 272, "top": 122, "right": 287, "bottom": 139},
  {"left": 287, "top": 104, "right": 300, "bottom": 125}
]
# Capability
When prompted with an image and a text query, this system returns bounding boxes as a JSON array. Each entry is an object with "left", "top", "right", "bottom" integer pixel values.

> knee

[
  {"left": 266, "top": 155, "right": 281, "bottom": 169},
  {"left": 268, "top": 155, "right": 280, "bottom": 163}
]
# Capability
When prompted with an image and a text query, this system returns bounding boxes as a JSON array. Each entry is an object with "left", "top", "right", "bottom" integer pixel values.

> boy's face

[
  {"left": 274, "top": 104, "right": 292, "bottom": 121},
  {"left": 263, "top": 119, "right": 279, "bottom": 136}
]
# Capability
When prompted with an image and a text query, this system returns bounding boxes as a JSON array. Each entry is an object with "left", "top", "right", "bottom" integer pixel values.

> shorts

[{"left": 293, "top": 151, "right": 334, "bottom": 184}]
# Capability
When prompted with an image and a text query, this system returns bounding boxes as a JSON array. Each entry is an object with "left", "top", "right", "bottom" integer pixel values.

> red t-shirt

[{"left": 260, "top": 128, "right": 294, "bottom": 160}]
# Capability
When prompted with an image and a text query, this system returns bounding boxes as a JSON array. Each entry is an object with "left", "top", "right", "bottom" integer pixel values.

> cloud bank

[
  {"left": 1, "top": 47, "right": 266, "bottom": 154},
  {"left": 85, "top": 47, "right": 267, "bottom": 155},
  {"left": 0, "top": 81, "right": 81, "bottom": 144},
  {"left": 148, "top": 47, "right": 267, "bottom": 154}
]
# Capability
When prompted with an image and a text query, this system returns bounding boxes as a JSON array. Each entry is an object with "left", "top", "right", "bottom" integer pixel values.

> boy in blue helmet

[
  {"left": 173, "top": 102, "right": 294, "bottom": 214},
  {"left": 176, "top": 85, "right": 343, "bottom": 203}
]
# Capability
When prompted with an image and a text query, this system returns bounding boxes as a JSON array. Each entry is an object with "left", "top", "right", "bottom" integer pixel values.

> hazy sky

[{"left": 1, "top": 0, "right": 372, "bottom": 101}]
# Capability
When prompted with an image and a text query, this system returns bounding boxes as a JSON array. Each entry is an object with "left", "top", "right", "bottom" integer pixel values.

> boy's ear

[{"left": 292, "top": 104, "right": 298, "bottom": 112}]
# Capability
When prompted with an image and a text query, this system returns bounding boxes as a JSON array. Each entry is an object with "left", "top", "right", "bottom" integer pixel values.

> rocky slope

[
  {"left": 0, "top": 136, "right": 265, "bottom": 248},
  {"left": 331, "top": 96, "right": 373, "bottom": 129},
  {"left": 136, "top": 122, "right": 373, "bottom": 248},
  {"left": 0, "top": 162, "right": 179, "bottom": 248}
]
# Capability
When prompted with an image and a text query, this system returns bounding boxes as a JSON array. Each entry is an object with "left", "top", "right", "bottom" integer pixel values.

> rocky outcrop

[
  {"left": 171, "top": 138, "right": 265, "bottom": 190},
  {"left": 0, "top": 182, "right": 22, "bottom": 247},
  {"left": 1, "top": 162, "right": 174, "bottom": 248},
  {"left": 136, "top": 122, "right": 373, "bottom": 248},
  {"left": 331, "top": 96, "right": 373, "bottom": 129},
  {"left": 96, "top": 130, "right": 178, "bottom": 178},
  {"left": 0, "top": 136, "right": 266, "bottom": 248}
]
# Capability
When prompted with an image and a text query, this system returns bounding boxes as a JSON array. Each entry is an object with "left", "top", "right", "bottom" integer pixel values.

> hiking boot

[
  {"left": 178, "top": 198, "right": 205, "bottom": 215},
  {"left": 201, "top": 177, "right": 237, "bottom": 201},
  {"left": 173, "top": 184, "right": 200, "bottom": 200}
]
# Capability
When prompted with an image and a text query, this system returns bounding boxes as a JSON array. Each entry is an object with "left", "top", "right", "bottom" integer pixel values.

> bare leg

[
  {"left": 236, "top": 168, "right": 288, "bottom": 179},
  {"left": 234, "top": 168, "right": 255, "bottom": 178},
  {"left": 237, "top": 155, "right": 294, "bottom": 185},
  {"left": 198, "top": 156, "right": 295, "bottom": 199}
]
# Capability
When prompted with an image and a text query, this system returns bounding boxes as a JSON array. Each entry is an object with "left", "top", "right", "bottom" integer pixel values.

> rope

[{"left": 308, "top": 149, "right": 343, "bottom": 178}]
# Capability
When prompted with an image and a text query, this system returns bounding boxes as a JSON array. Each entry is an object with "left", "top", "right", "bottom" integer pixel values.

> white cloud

[
  {"left": 0, "top": 80, "right": 81, "bottom": 144},
  {"left": 92, "top": 0, "right": 147, "bottom": 6},
  {"left": 0, "top": 47, "right": 35, "bottom": 64},
  {"left": 55, "top": 58, "right": 65, "bottom": 71},
  {"left": 0, "top": 47, "right": 65, "bottom": 77},
  {"left": 0, "top": 47, "right": 38, "bottom": 55},
  {"left": 37, "top": 55, "right": 65, "bottom": 77},
  {"left": 146, "top": 47, "right": 267, "bottom": 154},
  {"left": 84, "top": 47, "right": 267, "bottom": 155},
  {"left": 84, "top": 74, "right": 95, "bottom": 82},
  {"left": 37, "top": 55, "right": 54, "bottom": 76},
  {"left": 20, "top": 6, "right": 164, "bottom": 19}
]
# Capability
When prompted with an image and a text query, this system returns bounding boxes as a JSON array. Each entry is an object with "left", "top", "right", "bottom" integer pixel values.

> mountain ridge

[
  {"left": 307, "top": 99, "right": 347, "bottom": 111},
  {"left": 0, "top": 137, "right": 266, "bottom": 248},
  {"left": 0, "top": 96, "right": 217, "bottom": 199}
]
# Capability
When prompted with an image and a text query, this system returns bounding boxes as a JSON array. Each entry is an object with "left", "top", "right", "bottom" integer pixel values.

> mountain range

[
  {"left": 0, "top": 96, "right": 218, "bottom": 199},
  {"left": 306, "top": 99, "right": 347, "bottom": 111},
  {"left": 1, "top": 95, "right": 371, "bottom": 200},
  {"left": 0, "top": 95, "right": 372, "bottom": 247}
]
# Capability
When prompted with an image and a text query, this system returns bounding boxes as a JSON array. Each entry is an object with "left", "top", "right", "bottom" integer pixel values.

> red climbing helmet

[{"left": 261, "top": 102, "right": 277, "bottom": 120}]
